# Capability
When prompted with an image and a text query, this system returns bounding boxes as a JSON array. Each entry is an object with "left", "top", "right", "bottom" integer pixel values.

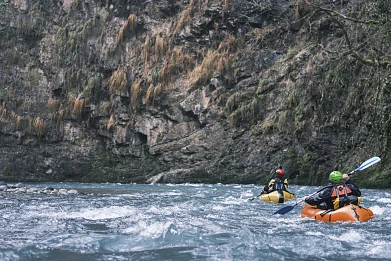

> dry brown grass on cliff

[
  {"left": 154, "top": 34, "right": 167, "bottom": 62},
  {"left": 153, "top": 83, "right": 164, "bottom": 103},
  {"left": 148, "top": 45, "right": 197, "bottom": 86},
  {"left": 160, "top": 61, "right": 175, "bottom": 84},
  {"left": 72, "top": 98, "right": 84, "bottom": 116},
  {"left": 154, "top": 83, "right": 163, "bottom": 101},
  {"left": 57, "top": 104, "right": 65, "bottom": 122},
  {"left": 33, "top": 117, "right": 45, "bottom": 138},
  {"left": 103, "top": 101, "right": 111, "bottom": 115},
  {"left": 170, "top": 46, "right": 197, "bottom": 73},
  {"left": 176, "top": 0, "right": 195, "bottom": 32},
  {"left": 0, "top": 105, "right": 7, "bottom": 121},
  {"left": 116, "top": 13, "right": 137, "bottom": 47},
  {"left": 128, "top": 14, "right": 137, "bottom": 32},
  {"left": 130, "top": 78, "right": 142, "bottom": 110},
  {"left": 145, "top": 84, "right": 154, "bottom": 106},
  {"left": 14, "top": 115, "right": 30, "bottom": 132},
  {"left": 188, "top": 50, "right": 220, "bottom": 87},
  {"left": 116, "top": 24, "right": 125, "bottom": 45},
  {"left": 17, "top": 131, "right": 22, "bottom": 144},
  {"left": 107, "top": 114, "right": 116, "bottom": 130},
  {"left": 68, "top": 94, "right": 76, "bottom": 107},
  {"left": 48, "top": 98, "right": 61, "bottom": 112},
  {"left": 187, "top": 34, "right": 236, "bottom": 88},
  {"left": 143, "top": 36, "right": 152, "bottom": 72},
  {"left": 130, "top": 42, "right": 142, "bottom": 64},
  {"left": 247, "top": 26, "right": 275, "bottom": 45},
  {"left": 10, "top": 111, "right": 16, "bottom": 119},
  {"left": 68, "top": 94, "right": 87, "bottom": 119},
  {"left": 216, "top": 55, "right": 231, "bottom": 76},
  {"left": 218, "top": 34, "right": 237, "bottom": 52},
  {"left": 109, "top": 66, "right": 128, "bottom": 94},
  {"left": 145, "top": 83, "right": 163, "bottom": 106},
  {"left": 16, "top": 116, "right": 22, "bottom": 129}
]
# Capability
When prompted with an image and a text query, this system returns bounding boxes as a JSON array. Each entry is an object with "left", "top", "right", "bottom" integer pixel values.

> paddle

[
  {"left": 248, "top": 191, "right": 265, "bottom": 201},
  {"left": 347, "top": 156, "right": 381, "bottom": 175},
  {"left": 272, "top": 156, "right": 381, "bottom": 215},
  {"left": 343, "top": 156, "right": 380, "bottom": 220},
  {"left": 272, "top": 185, "right": 333, "bottom": 215},
  {"left": 249, "top": 170, "right": 299, "bottom": 201}
]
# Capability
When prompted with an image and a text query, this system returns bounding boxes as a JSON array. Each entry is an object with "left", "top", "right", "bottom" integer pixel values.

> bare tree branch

[{"left": 305, "top": 0, "right": 391, "bottom": 68}]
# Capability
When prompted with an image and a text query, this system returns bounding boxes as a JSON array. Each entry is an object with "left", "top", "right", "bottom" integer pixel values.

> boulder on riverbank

[{"left": 0, "top": 181, "right": 79, "bottom": 195}]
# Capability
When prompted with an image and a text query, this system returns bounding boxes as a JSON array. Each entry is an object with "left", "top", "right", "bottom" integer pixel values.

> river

[{"left": 0, "top": 183, "right": 390, "bottom": 261}]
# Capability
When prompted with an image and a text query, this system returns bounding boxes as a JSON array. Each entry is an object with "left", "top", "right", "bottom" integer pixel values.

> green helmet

[{"left": 329, "top": 171, "right": 343, "bottom": 183}]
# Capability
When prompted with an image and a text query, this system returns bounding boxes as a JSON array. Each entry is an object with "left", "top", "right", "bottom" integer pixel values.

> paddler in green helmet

[{"left": 305, "top": 171, "right": 361, "bottom": 210}]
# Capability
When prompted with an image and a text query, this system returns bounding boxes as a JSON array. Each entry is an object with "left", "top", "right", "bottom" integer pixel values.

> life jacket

[
  {"left": 331, "top": 184, "right": 355, "bottom": 209},
  {"left": 269, "top": 178, "right": 288, "bottom": 191},
  {"left": 331, "top": 184, "right": 352, "bottom": 198}
]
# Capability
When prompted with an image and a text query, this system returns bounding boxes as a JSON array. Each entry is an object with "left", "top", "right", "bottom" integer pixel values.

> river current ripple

[{"left": 0, "top": 183, "right": 390, "bottom": 261}]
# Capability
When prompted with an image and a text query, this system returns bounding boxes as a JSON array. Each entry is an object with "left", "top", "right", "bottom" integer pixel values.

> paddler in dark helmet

[
  {"left": 261, "top": 166, "right": 291, "bottom": 195},
  {"left": 305, "top": 171, "right": 362, "bottom": 210}
]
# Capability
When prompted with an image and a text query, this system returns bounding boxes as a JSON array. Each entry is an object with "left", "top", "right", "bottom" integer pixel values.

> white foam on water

[
  {"left": 305, "top": 231, "right": 323, "bottom": 236},
  {"left": 96, "top": 255, "right": 129, "bottom": 261},
  {"left": 205, "top": 214, "right": 221, "bottom": 219},
  {"left": 122, "top": 220, "right": 172, "bottom": 239},
  {"left": 191, "top": 191, "right": 207, "bottom": 198},
  {"left": 38, "top": 206, "right": 139, "bottom": 220},
  {"left": 241, "top": 184, "right": 256, "bottom": 188},
  {"left": 162, "top": 191, "right": 183, "bottom": 196},
  {"left": 145, "top": 205, "right": 165, "bottom": 215},
  {"left": 328, "top": 230, "right": 364, "bottom": 242},
  {"left": 366, "top": 240, "right": 391, "bottom": 258},
  {"left": 211, "top": 205, "right": 227, "bottom": 211},
  {"left": 242, "top": 190, "right": 256, "bottom": 197},
  {"left": 377, "top": 197, "right": 391, "bottom": 203},
  {"left": 185, "top": 217, "right": 227, "bottom": 235},
  {"left": 370, "top": 205, "right": 386, "bottom": 215},
  {"left": 180, "top": 183, "right": 205, "bottom": 187},
  {"left": 118, "top": 193, "right": 145, "bottom": 198},
  {"left": 382, "top": 191, "right": 391, "bottom": 197},
  {"left": 221, "top": 196, "right": 244, "bottom": 205}
]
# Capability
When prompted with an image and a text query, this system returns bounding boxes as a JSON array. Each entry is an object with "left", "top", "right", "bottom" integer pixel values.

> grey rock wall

[{"left": 0, "top": 0, "right": 389, "bottom": 187}]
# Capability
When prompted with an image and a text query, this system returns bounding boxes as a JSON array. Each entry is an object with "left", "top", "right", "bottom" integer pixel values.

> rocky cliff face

[{"left": 0, "top": 0, "right": 390, "bottom": 187}]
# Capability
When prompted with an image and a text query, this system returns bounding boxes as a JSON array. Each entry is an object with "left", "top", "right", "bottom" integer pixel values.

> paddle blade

[
  {"left": 356, "top": 156, "right": 381, "bottom": 171},
  {"left": 273, "top": 204, "right": 296, "bottom": 215},
  {"left": 350, "top": 156, "right": 381, "bottom": 174}
]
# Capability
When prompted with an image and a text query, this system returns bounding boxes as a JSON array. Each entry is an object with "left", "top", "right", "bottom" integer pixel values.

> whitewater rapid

[{"left": 0, "top": 183, "right": 390, "bottom": 260}]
